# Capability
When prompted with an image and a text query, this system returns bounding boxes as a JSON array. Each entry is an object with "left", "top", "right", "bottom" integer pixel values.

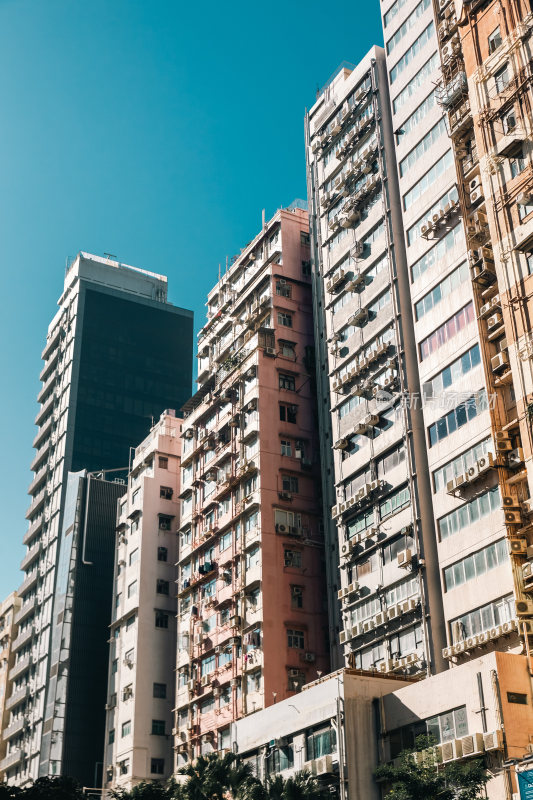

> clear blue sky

[{"left": 0, "top": 0, "right": 383, "bottom": 599}]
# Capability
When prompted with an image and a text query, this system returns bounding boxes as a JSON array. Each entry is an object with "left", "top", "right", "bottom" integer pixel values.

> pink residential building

[{"left": 174, "top": 204, "right": 330, "bottom": 764}]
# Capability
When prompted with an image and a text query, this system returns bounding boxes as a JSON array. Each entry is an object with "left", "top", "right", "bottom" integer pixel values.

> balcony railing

[
  {"left": 0, "top": 747, "right": 25, "bottom": 771},
  {"left": 17, "top": 570, "right": 38, "bottom": 597},
  {"left": 22, "top": 515, "right": 43, "bottom": 546},
  {"left": 5, "top": 685, "right": 30, "bottom": 711},
  {"left": 11, "top": 625, "right": 34, "bottom": 652},
  {"left": 8, "top": 653, "right": 32, "bottom": 682},
  {"left": 2, "top": 716, "right": 26, "bottom": 740},
  {"left": 20, "top": 542, "right": 42, "bottom": 573}
]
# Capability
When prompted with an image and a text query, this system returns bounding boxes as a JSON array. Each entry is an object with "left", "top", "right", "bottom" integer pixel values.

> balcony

[
  {"left": 11, "top": 625, "right": 34, "bottom": 652},
  {"left": 27, "top": 465, "right": 48, "bottom": 497},
  {"left": 20, "top": 542, "right": 42, "bottom": 573},
  {"left": 8, "top": 653, "right": 32, "bottom": 682},
  {"left": 22, "top": 515, "right": 43, "bottom": 546},
  {"left": 5, "top": 685, "right": 30, "bottom": 711},
  {"left": 36, "top": 371, "right": 57, "bottom": 404},
  {"left": 29, "top": 440, "right": 50, "bottom": 472},
  {"left": 25, "top": 488, "right": 46, "bottom": 520},
  {"left": 17, "top": 570, "right": 38, "bottom": 597},
  {"left": 32, "top": 416, "right": 53, "bottom": 450},
  {"left": 39, "top": 348, "right": 59, "bottom": 382},
  {"left": 41, "top": 326, "right": 62, "bottom": 361},
  {"left": 0, "top": 748, "right": 25, "bottom": 771},
  {"left": 14, "top": 597, "right": 37, "bottom": 626},
  {"left": 2, "top": 716, "right": 26, "bottom": 740},
  {"left": 34, "top": 392, "right": 55, "bottom": 427}
]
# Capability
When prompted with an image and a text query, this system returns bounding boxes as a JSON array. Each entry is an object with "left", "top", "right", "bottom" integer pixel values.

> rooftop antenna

[
  {"left": 104, "top": 252, "right": 117, "bottom": 261},
  {"left": 218, "top": 263, "right": 221, "bottom": 281},
  {"left": 226, "top": 255, "right": 229, "bottom": 273},
  {"left": 262, "top": 209, "right": 266, "bottom": 230}
]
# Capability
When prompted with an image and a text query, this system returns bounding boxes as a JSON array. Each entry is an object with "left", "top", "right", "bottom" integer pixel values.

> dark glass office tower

[{"left": 1, "top": 253, "right": 193, "bottom": 787}]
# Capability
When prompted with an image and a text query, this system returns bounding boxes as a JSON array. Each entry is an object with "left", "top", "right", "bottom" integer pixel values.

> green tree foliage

[
  {"left": 1, "top": 755, "right": 330, "bottom": 800},
  {"left": 374, "top": 735, "right": 489, "bottom": 800}
]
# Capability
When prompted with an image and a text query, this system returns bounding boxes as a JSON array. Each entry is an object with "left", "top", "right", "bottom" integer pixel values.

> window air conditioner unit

[
  {"left": 397, "top": 549, "right": 413, "bottom": 568},
  {"left": 460, "top": 732, "right": 485, "bottom": 757},
  {"left": 508, "top": 538, "right": 527, "bottom": 555},
  {"left": 491, "top": 351, "right": 510, "bottom": 371},
  {"left": 483, "top": 730, "right": 503, "bottom": 751},
  {"left": 516, "top": 599, "right": 533, "bottom": 615},
  {"left": 504, "top": 509, "right": 522, "bottom": 524},
  {"left": 494, "top": 430, "right": 512, "bottom": 451},
  {"left": 487, "top": 312, "right": 502, "bottom": 330},
  {"left": 441, "top": 739, "right": 463, "bottom": 762}
]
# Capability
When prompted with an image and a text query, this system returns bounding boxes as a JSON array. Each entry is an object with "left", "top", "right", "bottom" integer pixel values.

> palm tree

[{"left": 175, "top": 752, "right": 260, "bottom": 800}]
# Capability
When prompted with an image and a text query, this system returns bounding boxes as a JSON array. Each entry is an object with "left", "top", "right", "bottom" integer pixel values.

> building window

[
  {"left": 307, "top": 726, "right": 337, "bottom": 759},
  {"left": 127, "top": 580, "right": 138, "bottom": 598},
  {"left": 111, "top": 659, "right": 118, "bottom": 674},
  {"left": 151, "top": 758, "right": 165, "bottom": 775},
  {"left": 428, "top": 391, "right": 488, "bottom": 447},
  {"left": 156, "top": 579, "right": 170, "bottom": 595},
  {"left": 266, "top": 743, "right": 295, "bottom": 774},
  {"left": 279, "top": 404, "right": 297, "bottom": 423},
  {"left": 287, "top": 629, "right": 305, "bottom": 649},
  {"left": 390, "top": 623, "right": 423, "bottom": 658},
  {"left": 129, "top": 548, "right": 139, "bottom": 566},
  {"left": 302, "top": 260, "right": 311, "bottom": 276},
  {"left": 510, "top": 149, "right": 526, "bottom": 178},
  {"left": 495, "top": 63, "right": 510, "bottom": 93},
  {"left": 433, "top": 437, "right": 492, "bottom": 492},
  {"left": 438, "top": 486, "right": 500, "bottom": 541},
  {"left": 246, "top": 670, "right": 262, "bottom": 694},
  {"left": 279, "top": 373, "right": 296, "bottom": 391},
  {"left": 420, "top": 302, "right": 474, "bottom": 360},
  {"left": 282, "top": 475, "right": 298, "bottom": 493},
  {"left": 444, "top": 538, "right": 507, "bottom": 591},
  {"left": 301, "top": 232, "right": 310, "bottom": 245},
  {"left": 157, "top": 546, "right": 168, "bottom": 562},
  {"left": 279, "top": 340, "right": 296, "bottom": 358},
  {"left": 415, "top": 262, "right": 468, "bottom": 320},
  {"left": 277, "top": 311, "right": 293, "bottom": 328},
  {"left": 502, "top": 108, "right": 517, "bottom": 133},
  {"left": 159, "top": 516, "right": 172, "bottom": 530},
  {"left": 108, "top": 729, "right": 115, "bottom": 744},
  {"left": 425, "top": 344, "right": 481, "bottom": 397},
  {"left": 284, "top": 549, "right": 302, "bottom": 568},
  {"left": 527, "top": 253, "right": 533, "bottom": 275},
  {"left": 118, "top": 759, "right": 129, "bottom": 775},
  {"left": 291, "top": 585, "right": 304, "bottom": 609},
  {"left": 276, "top": 282, "right": 292, "bottom": 298},
  {"left": 115, "top": 593, "right": 121, "bottom": 608},
  {"left": 151, "top": 719, "right": 166, "bottom": 736},
  {"left": 281, "top": 440, "right": 292, "bottom": 457},
  {"left": 121, "top": 721, "right": 131, "bottom": 737},
  {"left": 160, "top": 486, "right": 173, "bottom": 499},
  {"left": 126, "top": 615, "right": 135, "bottom": 630},
  {"left": 155, "top": 611, "right": 169, "bottom": 629},
  {"left": 201, "top": 655, "right": 216, "bottom": 676},
  {"left": 451, "top": 594, "right": 514, "bottom": 642},
  {"left": 159, "top": 457, "right": 168, "bottom": 469},
  {"left": 132, "top": 489, "right": 140, "bottom": 504},
  {"left": 488, "top": 26, "right": 502, "bottom": 53},
  {"left": 427, "top": 707, "right": 468, "bottom": 743},
  {"left": 379, "top": 485, "right": 410, "bottom": 519}
]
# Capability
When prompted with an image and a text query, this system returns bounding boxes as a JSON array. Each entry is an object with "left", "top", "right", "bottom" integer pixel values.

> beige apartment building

[
  {"left": 0, "top": 592, "right": 21, "bottom": 782},
  {"left": 103, "top": 410, "right": 182, "bottom": 792}
]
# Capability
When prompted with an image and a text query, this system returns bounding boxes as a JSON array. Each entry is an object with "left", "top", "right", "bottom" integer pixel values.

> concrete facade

[
  {"left": 103, "top": 411, "right": 182, "bottom": 791},
  {"left": 174, "top": 206, "right": 330, "bottom": 766},
  {"left": 305, "top": 48, "right": 446, "bottom": 679}
]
